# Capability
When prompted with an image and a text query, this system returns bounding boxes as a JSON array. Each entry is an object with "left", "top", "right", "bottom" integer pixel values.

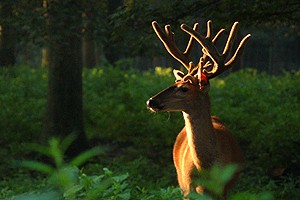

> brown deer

[{"left": 146, "top": 20, "right": 250, "bottom": 199}]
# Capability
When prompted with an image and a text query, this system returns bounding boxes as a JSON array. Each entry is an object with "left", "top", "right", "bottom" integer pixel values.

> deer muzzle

[{"left": 146, "top": 98, "right": 164, "bottom": 112}]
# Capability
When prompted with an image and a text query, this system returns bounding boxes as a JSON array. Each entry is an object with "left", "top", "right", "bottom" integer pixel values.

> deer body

[
  {"left": 174, "top": 114, "right": 243, "bottom": 197},
  {"left": 147, "top": 20, "right": 250, "bottom": 199},
  {"left": 148, "top": 81, "right": 243, "bottom": 198}
]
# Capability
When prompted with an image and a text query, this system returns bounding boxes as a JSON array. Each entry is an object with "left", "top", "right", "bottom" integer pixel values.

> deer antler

[
  {"left": 152, "top": 21, "right": 199, "bottom": 72},
  {"left": 181, "top": 20, "right": 251, "bottom": 79},
  {"left": 189, "top": 20, "right": 225, "bottom": 76}
]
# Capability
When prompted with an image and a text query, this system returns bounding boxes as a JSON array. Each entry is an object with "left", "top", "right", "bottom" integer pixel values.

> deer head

[{"left": 147, "top": 20, "right": 251, "bottom": 113}]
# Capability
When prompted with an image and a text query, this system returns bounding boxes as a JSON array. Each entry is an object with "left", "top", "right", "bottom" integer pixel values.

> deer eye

[{"left": 179, "top": 86, "right": 189, "bottom": 92}]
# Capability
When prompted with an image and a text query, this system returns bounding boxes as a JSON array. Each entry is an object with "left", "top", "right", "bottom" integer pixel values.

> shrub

[
  {"left": 0, "top": 66, "right": 299, "bottom": 199},
  {"left": 0, "top": 67, "right": 47, "bottom": 175},
  {"left": 210, "top": 69, "right": 300, "bottom": 174}
]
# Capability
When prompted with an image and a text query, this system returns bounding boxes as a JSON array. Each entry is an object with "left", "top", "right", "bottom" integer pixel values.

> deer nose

[
  {"left": 146, "top": 98, "right": 162, "bottom": 110},
  {"left": 146, "top": 98, "right": 157, "bottom": 108}
]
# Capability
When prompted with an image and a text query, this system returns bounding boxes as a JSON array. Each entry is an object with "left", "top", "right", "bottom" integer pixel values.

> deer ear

[
  {"left": 197, "top": 67, "right": 210, "bottom": 91},
  {"left": 173, "top": 69, "right": 185, "bottom": 81}
]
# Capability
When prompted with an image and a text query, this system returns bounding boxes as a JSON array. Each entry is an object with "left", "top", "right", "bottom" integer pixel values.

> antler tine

[
  {"left": 225, "top": 33, "right": 251, "bottom": 67},
  {"left": 184, "top": 23, "right": 199, "bottom": 59},
  {"left": 201, "top": 27, "right": 225, "bottom": 76},
  {"left": 212, "top": 28, "right": 225, "bottom": 43},
  {"left": 181, "top": 23, "right": 222, "bottom": 64},
  {"left": 188, "top": 21, "right": 223, "bottom": 77},
  {"left": 222, "top": 22, "right": 239, "bottom": 59},
  {"left": 200, "top": 21, "right": 212, "bottom": 65},
  {"left": 201, "top": 20, "right": 225, "bottom": 67},
  {"left": 152, "top": 21, "right": 198, "bottom": 71},
  {"left": 181, "top": 21, "right": 251, "bottom": 79},
  {"left": 212, "top": 31, "right": 251, "bottom": 79}
]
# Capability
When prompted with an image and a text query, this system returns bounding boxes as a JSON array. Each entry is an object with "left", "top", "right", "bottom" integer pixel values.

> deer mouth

[{"left": 148, "top": 106, "right": 164, "bottom": 112}]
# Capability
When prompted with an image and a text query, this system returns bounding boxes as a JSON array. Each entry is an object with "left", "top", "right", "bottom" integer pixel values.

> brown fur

[{"left": 173, "top": 117, "right": 243, "bottom": 198}]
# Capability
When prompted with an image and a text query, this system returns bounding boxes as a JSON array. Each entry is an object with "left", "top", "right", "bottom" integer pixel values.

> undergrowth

[{"left": 0, "top": 66, "right": 299, "bottom": 199}]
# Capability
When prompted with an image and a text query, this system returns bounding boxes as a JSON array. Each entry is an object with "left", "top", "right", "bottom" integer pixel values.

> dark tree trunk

[
  {"left": 41, "top": 0, "right": 49, "bottom": 68},
  {"left": 41, "top": 47, "right": 49, "bottom": 68},
  {"left": 83, "top": 38, "right": 97, "bottom": 68},
  {"left": 0, "top": 2, "right": 15, "bottom": 67},
  {"left": 103, "top": 0, "right": 123, "bottom": 64},
  {"left": 46, "top": 0, "right": 88, "bottom": 156},
  {"left": 82, "top": 7, "right": 97, "bottom": 68}
]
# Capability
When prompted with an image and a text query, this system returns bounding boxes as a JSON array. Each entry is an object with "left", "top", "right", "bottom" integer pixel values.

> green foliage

[
  {"left": 7, "top": 136, "right": 180, "bottom": 199},
  {"left": 19, "top": 134, "right": 105, "bottom": 174},
  {"left": 0, "top": 66, "right": 47, "bottom": 175},
  {"left": 210, "top": 69, "right": 300, "bottom": 173},
  {"left": 83, "top": 66, "right": 183, "bottom": 153},
  {"left": 230, "top": 192, "right": 274, "bottom": 200},
  {"left": 0, "top": 66, "right": 300, "bottom": 199},
  {"left": 195, "top": 164, "right": 239, "bottom": 198},
  {"left": 83, "top": 66, "right": 300, "bottom": 178},
  {"left": 186, "top": 165, "right": 274, "bottom": 200},
  {"left": 8, "top": 166, "right": 132, "bottom": 200},
  {"left": 17, "top": 135, "right": 105, "bottom": 193},
  {"left": 12, "top": 136, "right": 268, "bottom": 200},
  {"left": 9, "top": 136, "right": 130, "bottom": 200}
]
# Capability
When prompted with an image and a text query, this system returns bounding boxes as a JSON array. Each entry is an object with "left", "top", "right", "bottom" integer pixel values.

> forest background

[{"left": 0, "top": 0, "right": 299, "bottom": 199}]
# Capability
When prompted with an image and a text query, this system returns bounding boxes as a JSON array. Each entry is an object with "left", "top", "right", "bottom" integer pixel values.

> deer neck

[{"left": 183, "top": 94, "right": 218, "bottom": 169}]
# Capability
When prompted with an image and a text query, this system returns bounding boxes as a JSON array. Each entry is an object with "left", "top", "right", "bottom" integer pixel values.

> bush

[
  {"left": 0, "top": 67, "right": 47, "bottom": 175},
  {"left": 0, "top": 66, "right": 299, "bottom": 199},
  {"left": 210, "top": 69, "right": 300, "bottom": 174},
  {"left": 5, "top": 136, "right": 272, "bottom": 200}
]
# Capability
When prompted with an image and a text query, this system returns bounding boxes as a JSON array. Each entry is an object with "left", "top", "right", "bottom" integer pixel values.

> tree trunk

[
  {"left": 82, "top": 3, "right": 98, "bottom": 68},
  {"left": 41, "top": 0, "right": 49, "bottom": 68},
  {"left": 46, "top": 0, "right": 88, "bottom": 156},
  {"left": 103, "top": 0, "right": 123, "bottom": 64},
  {"left": 0, "top": 2, "right": 15, "bottom": 67},
  {"left": 41, "top": 47, "right": 49, "bottom": 67},
  {"left": 83, "top": 38, "right": 97, "bottom": 68}
]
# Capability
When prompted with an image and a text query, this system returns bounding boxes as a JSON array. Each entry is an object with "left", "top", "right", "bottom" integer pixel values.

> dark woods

[
  {"left": 0, "top": 0, "right": 299, "bottom": 72},
  {"left": 0, "top": 1, "right": 299, "bottom": 199}
]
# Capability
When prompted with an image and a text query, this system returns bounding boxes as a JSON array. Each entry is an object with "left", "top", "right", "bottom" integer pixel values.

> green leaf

[
  {"left": 112, "top": 173, "right": 129, "bottom": 183},
  {"left": 70, "top": 146, "right": 105, "bottom": 167},
  {"left": 60, "top": 133, "right": 77, "bottom": 154},
  {"left": 192, "top": 164, "right": 240, "bottom": 198},
  {"left": 49, "top": 138, "right": 63, "bottom": 168},
  {"left": 85, "top": 178, "right": 113, "bottom": 200},
  {"left": 10, "top": 191, "right": 61, "bottom": 200},
  {"left": 103, "top": 168, "right": 113, "bottom": 176},
  {"left": 63, "top": 184, "right": 83, "bottom": 198},
  {"left": 50, "top": 166, "right": 79, "bottom": 189},
  {"left": 19, "top": 160, "right": 54, "bottom": 174},
  {"left": 230, "top": 192, "right": 274, "bottom": 200},
  {"left": 217, "top": 164, "right": 239, "bottom": 184},
  {"left": 185, "top": 191, "right": 213, "bottom": 200},
  {"left": 25, "top": 143, "right": 51, "bottom": 157}
]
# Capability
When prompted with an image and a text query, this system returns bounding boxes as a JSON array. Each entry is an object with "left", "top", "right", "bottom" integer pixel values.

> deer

[{"left": 146, "top": 20, "right": 251, "bottom": 199}]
